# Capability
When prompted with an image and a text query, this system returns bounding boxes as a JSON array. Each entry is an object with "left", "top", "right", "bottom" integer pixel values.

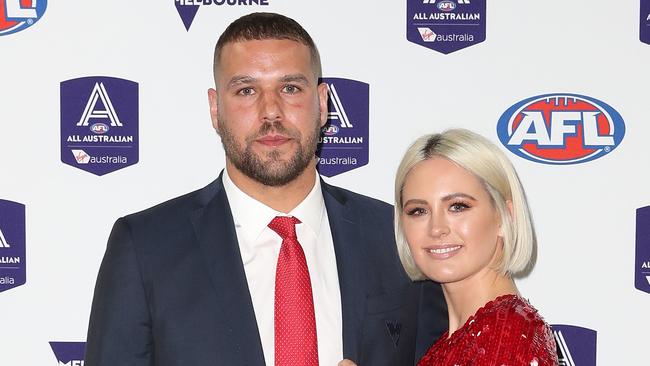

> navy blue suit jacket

[{"left": 85, "top": 176, "right": 447, "bottom": 365}]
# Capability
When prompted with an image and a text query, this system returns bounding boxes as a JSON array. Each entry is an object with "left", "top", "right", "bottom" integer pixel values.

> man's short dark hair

[{"left": 213, "top": 12, "right": 322, "bottom": 83}]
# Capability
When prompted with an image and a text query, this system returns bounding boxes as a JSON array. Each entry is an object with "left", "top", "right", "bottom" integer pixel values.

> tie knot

[{"left": 268, "top": 216, "right": 301, "bottom": 240}]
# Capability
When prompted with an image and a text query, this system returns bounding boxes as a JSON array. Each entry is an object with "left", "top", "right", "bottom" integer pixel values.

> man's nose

[{"left": 259, "top": 90, "right": 282, "bottom": 121}]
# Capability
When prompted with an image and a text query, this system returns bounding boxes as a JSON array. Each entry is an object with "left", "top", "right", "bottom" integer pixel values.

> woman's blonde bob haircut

[{"left": 394, "top": 129, "right": 535, "bottom": 281}]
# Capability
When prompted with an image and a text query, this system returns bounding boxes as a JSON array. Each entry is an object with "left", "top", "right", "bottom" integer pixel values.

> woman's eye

[
  {"left": 449, "top": 202, "right": 470, "bottom": 212},
  {"left": 406, "top": 207, "right": 427, "bottom": 216}
]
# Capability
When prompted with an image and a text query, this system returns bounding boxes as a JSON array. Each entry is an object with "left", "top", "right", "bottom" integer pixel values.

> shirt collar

[{"left": 222, "top": 168, "right": 324, "bottom": 241}]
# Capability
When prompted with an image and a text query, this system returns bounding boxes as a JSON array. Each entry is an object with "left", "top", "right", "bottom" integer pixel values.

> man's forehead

[
  {"left": 215, "top": 39, "right": 317, "bottom": 82},
  {"left": 220, "top": 38, "right": 309, "bottom": 56}
]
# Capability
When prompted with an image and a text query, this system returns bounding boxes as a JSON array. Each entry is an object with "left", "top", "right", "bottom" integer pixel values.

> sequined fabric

[{"left": 418, "top": 294, "right": 558, "bottom": 366}]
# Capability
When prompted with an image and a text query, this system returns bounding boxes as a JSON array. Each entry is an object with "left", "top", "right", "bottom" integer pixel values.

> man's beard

[{"left": 218, "top": 117, "right": 321, "bottom": 187}]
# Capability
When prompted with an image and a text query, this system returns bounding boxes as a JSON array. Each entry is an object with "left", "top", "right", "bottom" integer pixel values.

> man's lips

[{"left": 255, "top": 135, "right": 292, "bottom": 147}]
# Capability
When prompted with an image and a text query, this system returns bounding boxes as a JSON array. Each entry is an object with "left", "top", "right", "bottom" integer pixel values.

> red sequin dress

[{"left": 418, "top": 294, "right": 558, "bottom": 366}]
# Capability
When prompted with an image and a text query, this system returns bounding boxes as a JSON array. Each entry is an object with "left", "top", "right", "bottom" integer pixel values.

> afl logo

[
  {"left": 437, "top": 0, "right": 456, "bottom": 12},
  {"left": 322, "top": 125, "right": 339, "bottom": 136},
  {"left": 497, "top": 93, "right": 625, "bottom": 165},
  {"left": 90, "top": 123, "right": 109, "bottom": 134},
  {"left": 0, "top": 0, "right": 47, "bottom": 36}
]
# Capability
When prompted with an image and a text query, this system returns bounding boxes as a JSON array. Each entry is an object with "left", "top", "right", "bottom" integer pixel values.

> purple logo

[
  {"left": 49, "top": 342, "right": 86, "bottom": 366},
  {"left": 642, "top": 0, "right": 650, "bottom": 44},
  {"left": 0, "top": 199, "right": 26, "bottom": 293},
  {"left": 636, "top": 206, "right": 650, "bottom": 293},
  {"left": 174, "top": 0, "right": 270, "bottom": 31},
  {"left": 317, "top": 78, "right": 369, "bottom": 177},
  {"left": 0, "top": 0, "right": 47, "bottom": 36},
  {"left": 407, "top": 0, "right": 486, "bottom": 54},
  {"left": 61, "top": 77, "right": 139, "bottom": 176},
  {"left": 551, "top": 324, "right": 597, "bottom": 366},
  {"left": 497, "top": 93, "right": 625, "bottom": 165}
]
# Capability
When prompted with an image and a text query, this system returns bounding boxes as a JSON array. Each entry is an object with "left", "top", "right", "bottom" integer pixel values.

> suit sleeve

[
  {"left": 85, "top": 218, "right": 154, "bottom": 366},
  {"left": 414, "top": 280, "right": 448, "bottom": 363}
]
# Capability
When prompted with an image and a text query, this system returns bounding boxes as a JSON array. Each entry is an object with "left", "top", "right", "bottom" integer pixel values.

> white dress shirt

[{"left": 222, "top": 169, "right": 343, "bottom": 366}]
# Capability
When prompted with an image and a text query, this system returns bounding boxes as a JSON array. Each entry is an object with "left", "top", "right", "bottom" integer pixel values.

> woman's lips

[{"left": 423, "top": 245, "right": 462, "bottom": 259}]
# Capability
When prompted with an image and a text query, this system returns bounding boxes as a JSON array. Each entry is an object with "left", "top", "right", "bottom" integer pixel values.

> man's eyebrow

[
  {"left": 280, "top": 74, "right": 311, "bottom": 85},
  {"left": 226, "top": 74, "right": 311, "bottom": 88},
  {"left": 227, "top": 75, "right": 256, "bottom": 88}
]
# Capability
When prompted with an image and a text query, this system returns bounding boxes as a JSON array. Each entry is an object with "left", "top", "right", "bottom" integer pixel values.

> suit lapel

[
  {"left": 323, "top": 182, "right": 367, "bottom": 362},
  {"left": 190, "top": 178, "right": 266, "bottom": 365}
]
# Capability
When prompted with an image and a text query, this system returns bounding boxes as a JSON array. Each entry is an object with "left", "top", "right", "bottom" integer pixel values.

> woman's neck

[{"left": 442, "top": 269, "right": 518, "bottom": 335}]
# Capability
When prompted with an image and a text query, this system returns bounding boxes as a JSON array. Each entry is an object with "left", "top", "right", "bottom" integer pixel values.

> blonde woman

[
  {"left": 400, "top": 129, "right": 558, "bottom": 365},
  {"left": 341, "top": 129, "right": 557, "bottom": 366}
]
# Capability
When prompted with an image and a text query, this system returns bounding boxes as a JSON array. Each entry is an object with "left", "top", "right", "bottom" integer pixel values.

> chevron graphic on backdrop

[
  {"left": 76, "top": 82, "right": 123, "bottom": 127},
  {"left": 0, "top": 227, "right": 11, "bottom": 248},
  {"left": 554, "top": 330, "right": 575, "bottom": 366}
]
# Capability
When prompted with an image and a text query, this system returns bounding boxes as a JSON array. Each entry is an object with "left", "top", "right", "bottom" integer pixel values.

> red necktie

[{"left": 268, "top": 216, "right": 319, "bottom": 366}]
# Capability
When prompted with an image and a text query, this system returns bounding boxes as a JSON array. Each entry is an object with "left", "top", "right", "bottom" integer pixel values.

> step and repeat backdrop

[{"left": 1, "top": 0, "right": 649, "bottom": 364}]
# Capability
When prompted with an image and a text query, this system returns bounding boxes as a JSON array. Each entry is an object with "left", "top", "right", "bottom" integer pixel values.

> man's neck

[{"left": 225, "top": 161, "right": 318, "bottom": 214}]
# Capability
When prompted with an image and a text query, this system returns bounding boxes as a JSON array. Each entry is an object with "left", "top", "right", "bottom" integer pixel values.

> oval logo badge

[
  {"left": 322, "top": 124, "right": 339, "bottom": 136},
  {"left": 437, "top": 0, "right": 456, "bottom": 12},
  {"left": 497, "top": 93, "right": 625, "bottom": 165},
  {"left": 90, "top": 123, "right": 109, "bottom": 134},
  {"left": 0, "top": 0, "right": 47, "bottom": 36}
]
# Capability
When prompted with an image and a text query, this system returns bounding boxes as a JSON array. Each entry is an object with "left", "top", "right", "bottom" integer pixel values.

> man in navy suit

[{"left": 85, "top": 12, "right": 446, "bottom": 366}]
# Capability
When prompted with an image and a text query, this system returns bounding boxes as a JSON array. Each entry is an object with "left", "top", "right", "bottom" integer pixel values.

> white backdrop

[{"left": 1, "top": 0, "right": 649, "bottom": 364}]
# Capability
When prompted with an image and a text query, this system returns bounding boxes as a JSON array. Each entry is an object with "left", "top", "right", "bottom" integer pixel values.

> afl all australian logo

[
  {"left": 407, "top": 0, "right": 486, "bottom": 54},
  {"left": 0, "top": 0, "right": 47, "bottom": 36},
  {"left": 497, "top": 93, "right": 625, "bottom": 164},
  {"left": 60, "top": 76, "right": 139, "bottom": 176},
  {"left": 0, "top": 199, "right": 26, "bottom": 293}
]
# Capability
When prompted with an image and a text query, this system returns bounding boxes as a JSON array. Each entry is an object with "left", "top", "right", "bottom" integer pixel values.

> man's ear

[
  {"left": 317, "top": 82, "right": 329, "bottom": 128},
  {"left": 207, "top": 88, "right": 220, "bottom": 134}
]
